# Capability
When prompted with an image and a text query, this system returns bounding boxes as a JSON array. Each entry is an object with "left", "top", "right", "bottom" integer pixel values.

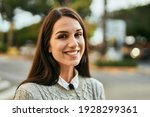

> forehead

[{"left": 52, "top": 16, "right": 82, "bottom": 33}]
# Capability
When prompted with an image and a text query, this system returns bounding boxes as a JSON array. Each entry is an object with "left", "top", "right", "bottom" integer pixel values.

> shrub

[
  {"left": 0, "top": 43, "right": 7, "bottom": 52},
  {"left": 95, "top": 59, "right": 138, "bottom": 67}
]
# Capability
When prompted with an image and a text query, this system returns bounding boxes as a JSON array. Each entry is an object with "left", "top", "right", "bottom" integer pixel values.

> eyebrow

[
  {"left": 55, "top": 29, "right": 83, "bottom": 35},
  {"left": 55, "top": 31, "right": 68, "bottom": 35},
  {"left": 76, "top": 29, "right": 83, "bottom": 32}
]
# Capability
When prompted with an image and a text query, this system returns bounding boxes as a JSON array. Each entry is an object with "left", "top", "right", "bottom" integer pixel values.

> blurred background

[{"left": 0, "top": 0, "right": 150, "bottom": 100}]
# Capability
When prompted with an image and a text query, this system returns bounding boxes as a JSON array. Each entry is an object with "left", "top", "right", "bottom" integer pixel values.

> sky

[
  {"left": 0, "top": 9, "right": 41, "bottom": 32},
  {"left": 0, "top": 0, "right": 150, "bottom": 32}
]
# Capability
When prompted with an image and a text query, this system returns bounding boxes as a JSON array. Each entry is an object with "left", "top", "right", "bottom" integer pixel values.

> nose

[{"left": 68, "top": 36, "right": 79, "bottom": 48}]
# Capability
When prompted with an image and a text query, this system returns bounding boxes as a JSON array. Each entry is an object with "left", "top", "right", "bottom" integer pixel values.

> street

[
  {"left": 91, "top": 65, "right": 150, "bottom": 99},
  {"left": 0, "top": 55, "right": 150, "bottom": 100},
  {"left": 0, "top": 56, "right": 31, "bottom": 99}
]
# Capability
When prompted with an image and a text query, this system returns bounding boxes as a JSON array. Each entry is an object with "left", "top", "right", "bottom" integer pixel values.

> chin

[{"left": 67, "top": 61, "right": 80, "bottom": 66}]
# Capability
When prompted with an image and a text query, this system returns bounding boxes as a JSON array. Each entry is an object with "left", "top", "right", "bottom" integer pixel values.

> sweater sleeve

[
  {"left": 14, "top": 88, "right": 33, "bottom": 100},
  {"left": 91, "top": 78, "right": 105, "bottom": 100},
  {"left": 99, "top": 83, "right": 105, "bottom": 100}
]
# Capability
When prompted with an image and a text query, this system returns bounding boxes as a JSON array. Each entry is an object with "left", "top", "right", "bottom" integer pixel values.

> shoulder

[
  {"left": 79, "top": 76, "right": 105, "bottom": 100},
  {"left": 18, "top": 83, "right": 38, "bottom": 91},
  {"left": 16, "top": 83, "right": 40, "bottom": 95},
  {"left": 81, "top": 77, "right": 104, "bottom": 88},
  {"left": 14, "top": 83, "right": 40, "bottom": 100}
]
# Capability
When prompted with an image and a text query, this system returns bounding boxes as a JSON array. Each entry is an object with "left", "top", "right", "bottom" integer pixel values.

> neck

[{"left": 60, "top": 66, "right": 75, "bottom": 83}]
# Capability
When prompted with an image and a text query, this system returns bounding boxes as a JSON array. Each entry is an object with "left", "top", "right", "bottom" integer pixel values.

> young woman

[{"left": 14, "top": 7, "right": 105, "bottom": 100}]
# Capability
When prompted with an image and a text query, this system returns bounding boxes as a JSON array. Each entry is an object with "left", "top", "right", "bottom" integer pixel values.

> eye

[
  {"left": 74, "top": 32, "right": 83, "bottom": 38},
  {"left": 57, "top": 34, "right": 68, "bottom": 39}
]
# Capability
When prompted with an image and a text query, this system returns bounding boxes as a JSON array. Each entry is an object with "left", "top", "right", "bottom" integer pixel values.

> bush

[
  {"left": 95, "top": 59, "right": 138, "bottom": 67},
  {"left": 14, "top": 22, "right": 41, "bottom": 46},
  {"left": 0, "top": 43, "right": 7, "bottom": 52}
]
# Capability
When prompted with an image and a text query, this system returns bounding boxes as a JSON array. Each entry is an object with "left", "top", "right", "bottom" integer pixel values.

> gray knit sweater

[{"left": 14, "top": 76, "right": 105, "bottom": 100}]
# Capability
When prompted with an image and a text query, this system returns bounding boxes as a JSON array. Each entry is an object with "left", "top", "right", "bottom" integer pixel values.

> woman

[{"left": 14, "top": 7, "right": 105, "bottom": 100}]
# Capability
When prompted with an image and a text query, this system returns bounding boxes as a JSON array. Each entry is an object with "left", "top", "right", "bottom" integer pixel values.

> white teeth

[{"left": 66, "top": 51, "right": 78, "bottom": 55}]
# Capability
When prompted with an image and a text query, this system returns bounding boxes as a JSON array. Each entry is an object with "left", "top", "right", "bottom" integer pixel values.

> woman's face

[{"left": 49, "top": 16, "right": 85, "bottom": 68}]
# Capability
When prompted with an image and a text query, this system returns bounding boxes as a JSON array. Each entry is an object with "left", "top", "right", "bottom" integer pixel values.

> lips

[{"left": 64, "top": 50, "right": 80, "bottom": 56}]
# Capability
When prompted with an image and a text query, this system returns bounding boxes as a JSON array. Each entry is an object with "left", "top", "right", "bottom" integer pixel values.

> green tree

[
  {"left": 14, "top": 22, "right": 41, "bottom": 46},
  {"left": 108, "top": 4, "right": 150, "bottom": 40},
  {"left": 0, "top": 0, "right": 53, "bottom": 47},
  {"left": 1, "top": 0, "right": 23, "bottom": 46},
  {"left": 1, "top": 0, "right": 93, "bottom": 47},
  {"left": 70, "top": 0, "right": 92, "bottom": 19}
]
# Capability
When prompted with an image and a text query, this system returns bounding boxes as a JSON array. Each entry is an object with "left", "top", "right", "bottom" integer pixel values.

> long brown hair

[{"left": 21, "top": 7, "right": 91, "bottom": 86}]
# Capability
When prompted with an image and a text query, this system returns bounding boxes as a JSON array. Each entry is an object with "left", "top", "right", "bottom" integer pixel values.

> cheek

[
  {"left": 50, "top": 41, "right": 65, "bottom": 54},
  {"left": 50, "top": 45, "right": 62, "bottom": 61},
  {"left": 80, "top": 39, "right": 85, "bottom": 51},
  {"left": 49, "top": 38, "right": 62, "bottom": 52}
]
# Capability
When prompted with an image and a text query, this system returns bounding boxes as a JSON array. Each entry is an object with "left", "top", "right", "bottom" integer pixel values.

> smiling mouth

[{"left": 64, "top": 50, "right": 80, "bottom": 56}]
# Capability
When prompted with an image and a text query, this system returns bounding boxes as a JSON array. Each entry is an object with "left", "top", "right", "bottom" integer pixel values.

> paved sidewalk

[
  {"left": 0, "top": 54, "right": 32, "bottom": 99},
  {"left": 90, "top": 63, "right": 150, "bottom": 100}
]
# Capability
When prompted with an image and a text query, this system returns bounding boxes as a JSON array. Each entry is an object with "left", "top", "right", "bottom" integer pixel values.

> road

[
  {"left": 0, "top": 56, "right": 31, "bottom": 99},
  {"left": 91, "top": 63, "right": 150, "bottom": 99},
  {"left": 0, "top": 55, "right": 150, "bottom": 100}
]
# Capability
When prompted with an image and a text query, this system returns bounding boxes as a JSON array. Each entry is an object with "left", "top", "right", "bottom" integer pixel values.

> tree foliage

[
  {"left": 108, "top": 4, "right": 150, "bottom": 40},
  {"left": 1, "top": 0, "right": 92, "bottom": 21},
  {"left": 70, "top": 0, "right": 92, "bottom": 18},
  {"left": 1, "top": 0, "right": 24, "bottom": 21},
  {"left": 1, "top": 0, "right": 93, "bottom": 46},
  {"left": 13, "top": 22, "right": 41, "bottom": 46}
]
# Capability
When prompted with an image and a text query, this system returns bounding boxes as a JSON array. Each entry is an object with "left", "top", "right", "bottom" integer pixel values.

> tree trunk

[
  {"left": 7, "top": 21, "right": 14, "bottom": 47},
  {"left": 0, "top": 32, "right": 4, "bottom": 44}
]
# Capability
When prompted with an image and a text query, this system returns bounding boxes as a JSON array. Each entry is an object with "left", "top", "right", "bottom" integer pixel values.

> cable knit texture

[{"left": 14, "top": 76, "right": 105, "bottom": 100}]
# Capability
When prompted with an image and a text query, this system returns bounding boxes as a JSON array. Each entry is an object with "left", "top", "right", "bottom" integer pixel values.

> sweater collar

[{"left": 58, "top": 69, "right": 79, "bottom": 90}]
